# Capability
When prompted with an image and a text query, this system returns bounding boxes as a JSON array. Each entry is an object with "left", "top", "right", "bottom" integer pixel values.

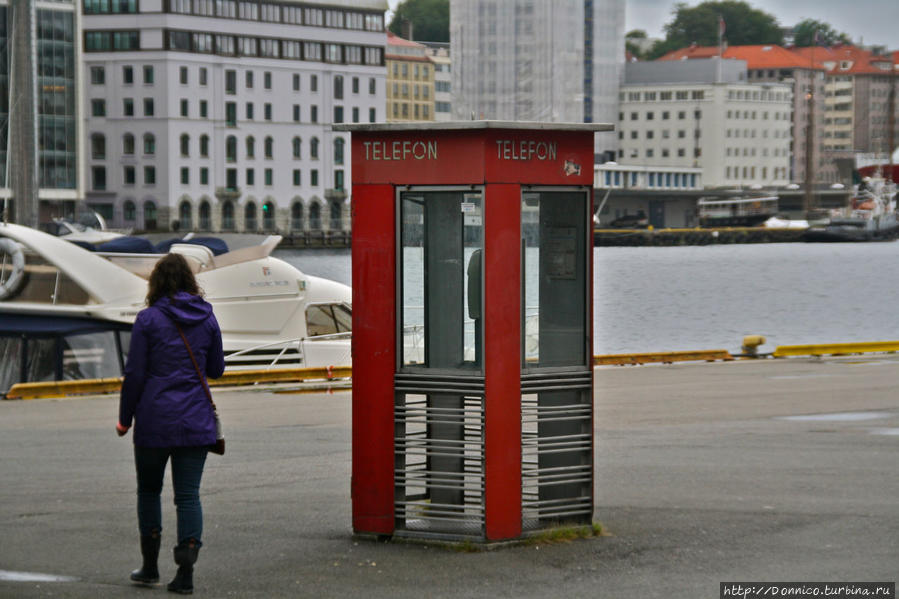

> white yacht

[{"left": 0, "top": 223, "right": 351, "bottom": 395}]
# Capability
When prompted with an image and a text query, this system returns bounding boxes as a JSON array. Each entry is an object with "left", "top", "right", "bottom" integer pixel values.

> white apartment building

[
  {"left": 618, "top": 79, "right": 793, "bottom": 188},
  {"left": 425, "top": 45, "right": 451, "bottom": 122},
  {"left": 82, "top": 0, "right": 387, "bottom": 233}
]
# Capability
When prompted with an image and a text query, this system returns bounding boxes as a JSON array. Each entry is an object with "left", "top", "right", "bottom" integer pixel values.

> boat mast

[{"left": 804, "top": 40, "right": 816, "bottom": 215}]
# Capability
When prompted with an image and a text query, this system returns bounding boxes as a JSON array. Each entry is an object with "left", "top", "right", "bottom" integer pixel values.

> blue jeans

[{"left": 134, "top": 446, "right": 208, "bottom": 545}]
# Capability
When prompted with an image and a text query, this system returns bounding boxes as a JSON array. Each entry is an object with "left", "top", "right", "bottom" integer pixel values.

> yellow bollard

[{"left": 741, "top": 335, "right": 767, "bottom": 357}]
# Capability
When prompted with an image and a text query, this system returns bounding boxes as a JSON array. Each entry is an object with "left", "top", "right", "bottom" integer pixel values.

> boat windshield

[{"left": 1, "top": 247, "right": 92, "bottom": 305}]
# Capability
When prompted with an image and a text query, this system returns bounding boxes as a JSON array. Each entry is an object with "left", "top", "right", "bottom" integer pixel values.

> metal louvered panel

[
  {"left": 394, "top": 387, "right": 485, "bottom": 539},
  {"left": 521, "top": 368, "right": 593, "bottom": 527}
]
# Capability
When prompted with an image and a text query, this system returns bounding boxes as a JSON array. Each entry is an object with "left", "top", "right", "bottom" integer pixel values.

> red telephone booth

[{"left": 337, "top": 121, "right": 611, "bottom": 542}]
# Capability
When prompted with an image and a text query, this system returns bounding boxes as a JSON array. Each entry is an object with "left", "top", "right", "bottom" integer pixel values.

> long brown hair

[{"left": 146, "top": 253, "right": 201, "bottom": 305}]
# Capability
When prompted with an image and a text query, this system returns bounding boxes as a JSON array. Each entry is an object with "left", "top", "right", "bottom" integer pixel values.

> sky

[
  {"left": 627, "top": 0, "right": 897, "bottom": 48},
  {"left": 387, "top": 0, "right": 897, "bottom": 49}
]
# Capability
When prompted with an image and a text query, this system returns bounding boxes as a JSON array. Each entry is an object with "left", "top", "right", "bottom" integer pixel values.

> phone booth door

[{"left": 395, "top": 187, "right": 486, "bottom": 538}]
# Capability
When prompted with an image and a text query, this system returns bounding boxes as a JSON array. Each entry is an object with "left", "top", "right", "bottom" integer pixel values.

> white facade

[
  {"left": 82, "top": 0, "right": 387, "bottom": 233},
  {"left": 426, "top": 46, "right": 452, "bottom": 122},
  {"left": 617, "top": 83, "right": 793, "bottom": 188},
  {"left": 450, "top": 0, "right": 624, "bottom": 157}
]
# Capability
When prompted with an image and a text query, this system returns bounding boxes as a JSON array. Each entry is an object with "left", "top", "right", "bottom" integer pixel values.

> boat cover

[
  {"left": 0, "top": 313, "right": 132, "bottom": 337},
  {"left": 155, "top": 237, "right": 229, "bottom": 256},
  {"left": 97, "top": 236, "right": 157, "bottom": 254}
]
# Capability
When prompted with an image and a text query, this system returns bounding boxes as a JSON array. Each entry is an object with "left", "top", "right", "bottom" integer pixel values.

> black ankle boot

[
  {"left": 130, "top": 532, "right": 160, "bottom": 584},
  {"left": 167, "top": 539, "right": 200, "bottom": 595}
]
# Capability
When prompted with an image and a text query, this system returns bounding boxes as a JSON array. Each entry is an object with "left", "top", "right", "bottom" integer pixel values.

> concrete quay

[{"left": 1, "top": 355, "right": 897, "bottom": 598}]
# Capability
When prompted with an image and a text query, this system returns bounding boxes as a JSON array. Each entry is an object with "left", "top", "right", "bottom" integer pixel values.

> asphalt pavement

[{"left": 1, "top": 355, "right": 897, "bottom": 598}]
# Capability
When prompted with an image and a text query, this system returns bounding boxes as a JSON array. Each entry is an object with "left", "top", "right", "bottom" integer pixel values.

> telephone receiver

[{"left": 467, "top": 248, "right": 481, "bottom": 320}]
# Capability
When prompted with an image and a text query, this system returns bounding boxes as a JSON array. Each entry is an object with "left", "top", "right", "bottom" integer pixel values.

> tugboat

[{"left": 802, "top": 175, "right": 898, "bottom": 242}]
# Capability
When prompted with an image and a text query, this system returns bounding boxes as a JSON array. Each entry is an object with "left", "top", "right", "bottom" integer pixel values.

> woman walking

[{"left": 116, "top": 253, "right": 224, "bottom": 594}]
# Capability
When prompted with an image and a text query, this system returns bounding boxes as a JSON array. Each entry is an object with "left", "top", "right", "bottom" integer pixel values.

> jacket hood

[{"left": 154, "top": 291, "right": 214, "bottom": 326}]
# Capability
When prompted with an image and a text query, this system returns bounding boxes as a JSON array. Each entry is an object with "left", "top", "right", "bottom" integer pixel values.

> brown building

[
  {"left": 386, "top": 31, "right": 435, "bottom": 122},
  {"left": 791, "top": 44, "right": 898, "bottom": 162}
]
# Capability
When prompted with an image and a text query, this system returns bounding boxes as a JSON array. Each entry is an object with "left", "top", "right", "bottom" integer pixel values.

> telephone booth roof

[{"left": 334, "top": 120, "right": 614, "bottom": 187}]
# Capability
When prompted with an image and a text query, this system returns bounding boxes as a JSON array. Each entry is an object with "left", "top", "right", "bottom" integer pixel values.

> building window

[
  {"left": 143, "top": 65, "right": 153, "bottom": 84},
  {"left": 124, "top": 200, "right": 136, "bottom": 220},
  {"left": 246, "top": 168, "right": 255, "bottom": 186},
  {"left": 180, "top": 167, "right": 189, "bottom": 185},
  {"left": 222, "top": 200, "right": 235, "bottom": 229},
  {"left": 199, "top": 200, "right": 210, "bottom": 228},
  {"left": 124, "top": 165, "right": 135, "bottom": 185},
  {"left": 91, "top": 66, "right": 105, "bottom": 84},
  {"left": 144, "top": 166, "right": 156, "bottom": 185},
  {"left": 143, "top": 133, "right": 155, "bottom": 155},
  {"left": 310, "top": 170, "right": 318, "bottom": 187},
  {"left": 334, "top": 138, "right": 345, "bottom": 165},
  {"left": 245, "top": 202, "right": 257, "bottom": 230},
  {"left": 291, "top": 201, "right": 303, "bottom": 229},
  {"left": 292, "top": 169, "right": 301, "bottom": 186},
  {"left": 92, "top": 166, "right": 106, "bottom": 190},
  {"left": 91, "top": 134, "right": 106, "bottom": 159},
  {"left": 180, "top": 134, "right": 190, "bottom": 156},
  {"left": 334, "top": 75, "right": 343, "bottom": 99},
  {"left": 369, "top": 77, "right": 376, "bottom": 95},
  {"left": 246, "top": 102, "right": 254, "bottom": 120},
  {"left": 310, "top": 137, "right": 319, "bottom": 159},
  {"left": 123, "top": 98, "right": 134, "bottom": 116},
  {"left": 264, "top": 71, "right": 272, "bottom": 89},
  {"left": 180, "top": 66, "right": 188, "bottom": 84},
  {"left": 246, "top": 70, "right": 253, "bottom": 88},
  {"left": 352, "top": 107, "right": 359, "bottom": 123},
  {"left": 334, "top": 169, "right": 344, "bottom": 191},
  {"left": 310, "top": 105, "right": 318, "bottom": 123},
  {"left": 199, "top": 67, "right": 207, "bottom": 86},
  {"left": 123, "top": 65, "right": 134, "bottom": 84},
  {"left": 293, "top": 105, "right": 300, "bottom": 122},
  {"left": 226, "top": 102, "right": 237, "bottom": 126},
  {"left": 180, "top": 98, "right": 189, "bottom": 117},
  {"left": 264, "top": 136, "right": 273, "bottom": 158},
  {"left": 369, "top": 107, "right": 376, "bottom": 123},
  {"left": 226, "top": 136, "right": 237, "bottom": 162},
  {"left": 123, "top": 133, "right": 135, "bottom": 155},
  {"left": 200, "top": 167, "right": 209, "bottom": 185},
  {"left": 91, "top": 99, "right": 106, "bottom": 116},
  {"left": 200, "top": 134, "right": 209, "bottom": 157},
  {"left": 264, "top": 168, "right": 273, "bottom": 186},
  {"left": 144, "top": 98, "right": 154, "bottom": 116},
  {"left": 293, "top": 74, "right": 300, "bottom": 91},
  {"left": 310, "top": 74, "right": 317, "bottom": 92},
  {"left": 309, "top": 202, "right": 320, "bottom": 229},
  {"left": 333, "top": 106, "right": 343, "bottom": 123},
  {"left": 264, "top": 103, "right": 272, "bottom": 120},
  {"left": 292, "top": 137, "right": 302, "bottom": 158},
  {"left": 246, "top": 136, "right": 256, "bottom": 158},
  {"left": 200, "top": 100, "right": 208, "bottom": 118},
  {"left": 225, "top": 70, "right": 236, "bottom": 94}
]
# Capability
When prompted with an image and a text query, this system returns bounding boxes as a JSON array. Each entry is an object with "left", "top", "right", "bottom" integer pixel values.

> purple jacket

[{"left": 119, "top": 292, "right": 225, "bottom": 448}]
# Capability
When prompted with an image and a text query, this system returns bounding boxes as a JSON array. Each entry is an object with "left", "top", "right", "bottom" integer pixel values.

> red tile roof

[
  {"left": 789, "top": 44, "right": 895, "bottom": 75},
  {"left": 658, "top": 43, "right": 825, "bottom": 70},
  {"left": 387, "top": 31, "right": 426, "bottom": 49}
]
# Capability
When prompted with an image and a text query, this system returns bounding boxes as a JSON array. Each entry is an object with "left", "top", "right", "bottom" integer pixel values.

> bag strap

[{"left": 172, "top": 320, "right": 216, "bottom": 411}]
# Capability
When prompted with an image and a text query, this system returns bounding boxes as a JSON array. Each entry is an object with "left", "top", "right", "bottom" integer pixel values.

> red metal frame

[{"left": 347, "top": 124, "right": 597, "bottom": 540}]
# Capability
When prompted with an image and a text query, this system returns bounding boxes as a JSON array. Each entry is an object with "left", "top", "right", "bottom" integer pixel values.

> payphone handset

[{"left": 467, "top": 249, "right": 482, "bottom": 320}]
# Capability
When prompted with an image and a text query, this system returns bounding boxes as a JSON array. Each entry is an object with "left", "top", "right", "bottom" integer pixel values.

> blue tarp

[
  {"left": 154, "top": 237, "right": 229, "bottom": 256},
  {"left": 0, "top": 313, "right": 132, "bottom": 337},
  {"left": 96, "top": 236, "right": 157, "bottom": 254}
]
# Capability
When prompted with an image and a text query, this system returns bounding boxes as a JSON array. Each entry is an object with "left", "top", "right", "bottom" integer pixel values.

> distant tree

[
  {"left": 626, "top": 29, "right": 649, "bottom": 59},
  {"left": 648, "top": 1, "right": 783, "bottom": 59},
  {"left": 792, "top": 18, "right": 850, "bottom": 47},
  {"left": 388, "top": 0, "right": 449, "bottom": 43}
]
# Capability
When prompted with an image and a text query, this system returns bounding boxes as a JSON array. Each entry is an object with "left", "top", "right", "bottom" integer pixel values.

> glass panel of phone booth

[
  {"left": 521, "top": 190, "right": 592, "bottom": 526},
  {"left": 397, "top": 190, "right": 485, "bottom": 536},
  {"left": 399, "top": 191, "right": 483, "bottom": 370}
]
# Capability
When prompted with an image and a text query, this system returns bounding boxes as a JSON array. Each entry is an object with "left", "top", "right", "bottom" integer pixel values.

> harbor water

[{"left": 276, "top": 241, "right": 899, "bottom": 355}]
